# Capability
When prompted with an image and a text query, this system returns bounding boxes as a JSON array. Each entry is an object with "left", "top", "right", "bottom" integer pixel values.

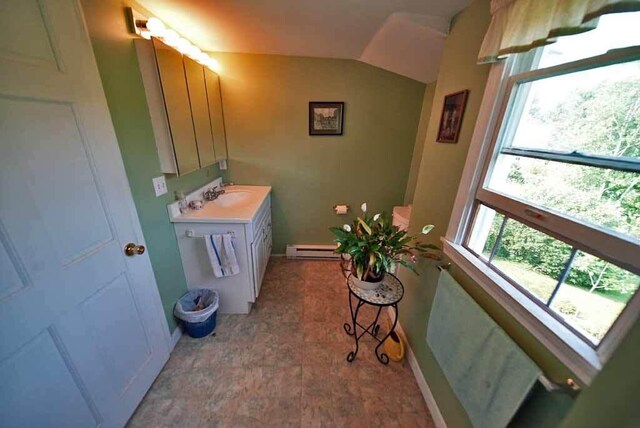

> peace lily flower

[
  {"left": 361, "top": 202, "right": 367, "bottom": 212},
  {"left": 422, "top": 224, "right": 435, "bottom": 234},
  {"left": 330, "top": 213, "right": 440, "bottom": 282}
]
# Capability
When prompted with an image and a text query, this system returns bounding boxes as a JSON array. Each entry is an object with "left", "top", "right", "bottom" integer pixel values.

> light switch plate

[
  {"left": 152, "top": 176, "right": 168, "bottom": 197},
  {"left": 219, "top": 159, "right": 227, "bottom": 170}
]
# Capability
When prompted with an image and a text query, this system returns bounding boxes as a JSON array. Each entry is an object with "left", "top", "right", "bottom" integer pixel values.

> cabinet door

[
  {"left": 204, "top": 68, "right": 228, "bottom": 161},
  {"left": 259, "top": 227, "right": 271, "bottom": 291},
  {"left": 263, "top": 221, "right": 272, "bottom": 268},
  {"left": 184, "top": 57, "right": 216, "bottom": 167},
  {"left": 153, "top": 38, "right": 199, "bottom": 175},
  {"left": 250, "top": 239, "right": 263, "bottom": 300},
  {"left": 258, "top": 234, "right": 267, "bottom": 297}
]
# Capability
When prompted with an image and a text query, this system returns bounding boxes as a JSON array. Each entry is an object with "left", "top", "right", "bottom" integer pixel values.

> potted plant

[{"left": 330, "top": 203, "right": 440, "bottom": 290}]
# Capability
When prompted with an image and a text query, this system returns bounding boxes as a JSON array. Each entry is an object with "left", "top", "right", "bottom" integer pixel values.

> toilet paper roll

[{"left": 334, "top": 204, "right": 349, "bottom": 215}]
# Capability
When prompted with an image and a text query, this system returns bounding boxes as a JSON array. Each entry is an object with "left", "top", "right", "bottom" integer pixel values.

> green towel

[{"left": 427, "top": 271, "right": 541, "bottom": 428}]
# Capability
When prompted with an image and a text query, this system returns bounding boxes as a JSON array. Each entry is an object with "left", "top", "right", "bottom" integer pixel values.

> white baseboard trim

[
  {"left": 387, "top": 307, "right": 446, "bottom": 428},
  {"left": 170, "top": 324, "right": 183, "bottom": 352}
]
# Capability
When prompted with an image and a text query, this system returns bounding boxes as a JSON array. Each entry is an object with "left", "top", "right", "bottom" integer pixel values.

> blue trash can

[{"left": 174, "top": 289, "right": 219, "bottom": 338}]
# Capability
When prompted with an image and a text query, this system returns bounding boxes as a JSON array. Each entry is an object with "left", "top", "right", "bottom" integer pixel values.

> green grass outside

[{"left": 492, "top": 259, "right": 627, "bottom": 343}]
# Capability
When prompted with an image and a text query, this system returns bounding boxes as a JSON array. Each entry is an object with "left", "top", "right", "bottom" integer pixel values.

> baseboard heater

[{"left": 285, "top": 244, "right": 339, "bottom": 259}]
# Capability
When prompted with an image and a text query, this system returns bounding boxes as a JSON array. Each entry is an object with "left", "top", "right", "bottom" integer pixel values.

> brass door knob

[{"left": 124, "top": 243, "right": 146, "bottom": 257}]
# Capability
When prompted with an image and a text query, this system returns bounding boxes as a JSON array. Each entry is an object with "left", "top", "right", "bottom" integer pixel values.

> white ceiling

[{"left": 136, "top": 0, "right": 471, "bottom": 83}]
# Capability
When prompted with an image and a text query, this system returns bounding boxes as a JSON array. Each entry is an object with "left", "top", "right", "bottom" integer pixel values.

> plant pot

[{"left": 351, "top": 274, "right": 384, "bottom": 290}]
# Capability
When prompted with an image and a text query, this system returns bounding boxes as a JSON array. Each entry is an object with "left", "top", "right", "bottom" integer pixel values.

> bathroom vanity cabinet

[
  {"left": 169, "top": 180, "right": 272, "bottom": 313},
  {"left": 135, "top": 38, "right": 228, "bottom": 176}
]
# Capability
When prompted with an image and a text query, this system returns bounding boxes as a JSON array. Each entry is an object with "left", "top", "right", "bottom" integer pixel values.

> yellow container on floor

[{"left": 384, "top": 329, "right": 405, "bottom": 362}]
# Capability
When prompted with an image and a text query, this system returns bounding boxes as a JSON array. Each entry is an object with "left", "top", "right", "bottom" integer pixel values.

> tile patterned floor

[{"left": 128, "top": 258, "right": 435, "bottom": 427}]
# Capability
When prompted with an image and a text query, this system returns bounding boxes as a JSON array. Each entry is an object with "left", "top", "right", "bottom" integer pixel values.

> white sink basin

[
  {"left": 212, "top": 191, "right": 252, "bottom": 208},
  {"left": 168, "top": 183, "right": 271, "bottom": 223}
]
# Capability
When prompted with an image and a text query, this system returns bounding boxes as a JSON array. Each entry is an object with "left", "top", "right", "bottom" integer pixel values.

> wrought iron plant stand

[{"left": 343, "top": 272, "right": 404, "bottom": 364}]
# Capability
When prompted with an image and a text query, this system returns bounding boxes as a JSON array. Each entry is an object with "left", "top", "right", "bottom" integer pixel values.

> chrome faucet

[{"left": 203, "top": 186, "right": 225, "bottom": 201}]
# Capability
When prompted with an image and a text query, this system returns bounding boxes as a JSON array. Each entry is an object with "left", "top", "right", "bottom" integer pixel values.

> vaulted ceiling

[{"left": 136, "top": 0, "right": 471, "bottom": 83}]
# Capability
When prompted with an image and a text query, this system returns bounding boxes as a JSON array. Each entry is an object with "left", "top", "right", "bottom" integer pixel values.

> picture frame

[
  {"left": 436, "top": 90, "right": 469, "bottom": 143},
  {"left": 309, "top": 102, "right": 344, "bottom": 135}
]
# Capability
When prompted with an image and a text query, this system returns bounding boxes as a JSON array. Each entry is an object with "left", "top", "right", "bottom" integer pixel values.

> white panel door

[{"left": 0, "top": 0, "right": 170, "bottom": 427}]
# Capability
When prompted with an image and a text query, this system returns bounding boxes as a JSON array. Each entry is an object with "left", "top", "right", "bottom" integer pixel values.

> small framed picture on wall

[
  {"left": 309, "top": 102, "right": 344, "bottom": 135},
  {"left": 436, "top": 90, "right": 469, "bottom": 143}
]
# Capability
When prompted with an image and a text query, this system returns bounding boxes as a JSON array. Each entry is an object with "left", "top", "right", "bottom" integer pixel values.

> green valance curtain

[{"left": 478, "top": 0, "right": 640, "bottom": 64}]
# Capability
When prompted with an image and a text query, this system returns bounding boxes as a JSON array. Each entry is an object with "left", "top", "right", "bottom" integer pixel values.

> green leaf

[
  {"left": 357, "top": 217, "right": 372, "bottom": 235},
  {"left": 329, "top": 227, "right": 349, "bottom": 239},
  {"left": 398, "top": 236, "right": 412, "bottom": 246},
  {"left": 417, "top": 243, "right": 440, "bottom": 250},
  {"left": 398, "top": 259, "right": 418, "bottom": 275}
]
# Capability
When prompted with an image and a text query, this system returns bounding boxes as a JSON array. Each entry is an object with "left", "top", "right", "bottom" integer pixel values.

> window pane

[
  {"left": 488, "top": 155, "right": 640, "bottom": 240},
  {"left": 467, "top": 205, "right": 573, "bottom": 303},
  {"left": 507, "top": 60, "right": 640, "bottom": 160},
  {"left": 491, "top": 218, "right": 573, "bottom": 303},
  {"left": 549, "top": 251, "right": 640, "bottom": 345},
  {"left": 467, "top": 205, "right": 504, "bottom": 260},
  {"left": 536, "top": 12, "right": 640, "bottom": 69}
]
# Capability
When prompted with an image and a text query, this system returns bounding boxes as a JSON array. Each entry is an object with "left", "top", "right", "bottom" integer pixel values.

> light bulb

[
  {"left": 146, "top": 17, "right": 165, "bottom": 37},
  {"left": 176, "top": 38, "right": 191, "bottom": 54},
  {"left": 140, "top": 30, "right": 152, "bottom": 40},
  {"left": 186, "top": 45, "right": 202, "bottom": 59},
  {"left": 183, "top": 43, "right": 196, "bottom": 56},
  {"left": 196, "top": 52, "right": 209, "bottom": 64},
  {"left": 163, "top": 29, "right": 179, "bottom": 47},
  {"left": 206, "top": 58, "right": 222, "bottom": 73}
]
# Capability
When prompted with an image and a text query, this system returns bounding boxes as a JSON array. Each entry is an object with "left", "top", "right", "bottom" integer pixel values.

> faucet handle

[{"left": 203, "top": 188, "right": 217, "bottom": 201}]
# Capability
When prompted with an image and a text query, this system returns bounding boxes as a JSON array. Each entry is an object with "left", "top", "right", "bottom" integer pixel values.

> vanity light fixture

[
  {"left": 175, "top": 37, "right": 192, "bottom": 55},
  {"left": 162, "top": 29, "right": 180, "bottom": 47},
  {"left": 128, "top": 8, "right": 222, "bottom": 73},
  {"left": 145, "top": 17, "right": 166, "bottom": 37}
]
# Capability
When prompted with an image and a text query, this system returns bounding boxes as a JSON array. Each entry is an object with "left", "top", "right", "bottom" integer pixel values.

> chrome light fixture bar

[{"left": 128, "top": 8, "right": 222, "bottom": 73}]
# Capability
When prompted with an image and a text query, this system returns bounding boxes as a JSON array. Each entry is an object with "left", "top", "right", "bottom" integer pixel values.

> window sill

[{"left": 442, "top": 239, "right": 600, "bottom": 385}]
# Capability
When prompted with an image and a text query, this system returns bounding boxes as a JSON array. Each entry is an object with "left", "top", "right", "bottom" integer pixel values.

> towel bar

[
  {"left": 437, "top": 262, "right": 452, "bottom": 271},
  {"left": 539, "top": 375, "right": 581, "bottom": 396},
  {"left": 184, "top": 229, "right": 236, "bottom": 238},
  {"left": 435, "top": 261, "right": 580, "bottom": 397}
]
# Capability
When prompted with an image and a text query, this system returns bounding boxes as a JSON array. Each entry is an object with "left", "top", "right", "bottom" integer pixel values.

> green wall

[
  {"left": 404, "top": 82, "right": 436, "bottom": 205},
  {"left": 560, "top": 319, "right": 640, "bottom": 427},
  {"left": 82, "top": 0, "right": 224, "bottom": 333},
  {"left": 399, "top": 0, "right": 640, "bottom": 426},
  {"left": 212, "top": 53, "right": 425, "bottom": 253}
]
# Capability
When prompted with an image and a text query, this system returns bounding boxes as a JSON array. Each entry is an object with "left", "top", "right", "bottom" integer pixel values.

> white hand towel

[
  {"left": 205, "top": 233, "right": 240, "bottom": 278},
  {"left": 221, "top": 233, "right": 240, "bottom": 276}
]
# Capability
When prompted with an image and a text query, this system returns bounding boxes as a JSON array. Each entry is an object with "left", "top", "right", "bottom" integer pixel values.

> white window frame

[{"left": 445, "top": 46, "right": 640, "bottom": 386}]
